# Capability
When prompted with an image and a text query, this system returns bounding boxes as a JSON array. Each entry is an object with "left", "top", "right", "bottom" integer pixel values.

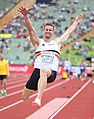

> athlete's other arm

[
  {"left": 18, "top": 6, "right": 40, "bottom": 49},
  {"left": 55, "top": 14, "right": 83, "bottom": 45}
]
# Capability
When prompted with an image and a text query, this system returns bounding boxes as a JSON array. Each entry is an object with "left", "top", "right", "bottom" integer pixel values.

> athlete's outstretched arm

[
  {"left": 55, "top": 14, "right": 83, "bottom": 45},
  {"left": 18, "top": 6, "right": 40, "bottom": 49}
]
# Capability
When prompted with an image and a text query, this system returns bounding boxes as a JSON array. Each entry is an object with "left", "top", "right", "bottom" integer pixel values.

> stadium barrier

[
  {"left": 9, "top": 64, "right": 34, "bottom": 74},
  {"left": 9, "top": 65, "right": 92, "bottom": 76}
]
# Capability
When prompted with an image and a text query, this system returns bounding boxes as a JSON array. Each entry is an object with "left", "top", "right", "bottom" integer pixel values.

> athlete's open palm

[{"left": 18, "top": 6, "right": 29, "bottom": 16}]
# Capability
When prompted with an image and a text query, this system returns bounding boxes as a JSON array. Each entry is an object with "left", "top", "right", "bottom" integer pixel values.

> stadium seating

[
  {"left": 0, "top": 0, "right": 20, "bottom": 17},
  {"left": 0, "top": 0, "right": 94, "bottom": 65}
]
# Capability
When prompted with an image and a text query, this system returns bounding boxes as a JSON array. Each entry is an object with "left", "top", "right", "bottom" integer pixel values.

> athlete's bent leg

[{"left": 22, "top": 87, "right": 33, "bottom": 100}]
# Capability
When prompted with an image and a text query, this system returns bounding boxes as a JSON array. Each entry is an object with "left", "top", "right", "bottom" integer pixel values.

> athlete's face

[{"left": 44, "top": 25, "right": 54, "bottom": 38}]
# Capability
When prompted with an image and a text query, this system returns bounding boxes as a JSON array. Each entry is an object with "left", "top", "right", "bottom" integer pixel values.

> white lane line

[
  {"left": 0, "top": 90, "right": 23, "bottom": 99},
  {"left": 0, "top": 93, "right": 37, "bottom": 112},
  {"left": 7, "top": 83, "right": 25, "bottom": 90},
  {"left": 0, "top": 80, "right": 68, "bottom": 112},
  {"left": 0, "top": 83, "right": 25, "bottom": 99},
  {"left": 49, "top": 79, "right": 92, "bottom": 119},
  {"left": 7, "top": 79, "right": 27, "bottom": 85},
  {"left": 8, "top": 74, "right": 30, "bottom": 80},
  {"left": 7, "top": 75, "right": 29, "bottom": 82}
]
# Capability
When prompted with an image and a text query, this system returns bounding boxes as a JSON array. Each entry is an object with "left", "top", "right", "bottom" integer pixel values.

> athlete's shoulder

[
  {"left": 39, "top": 39, "right": 46, "bottom": 45},
  {"left": 54, "top": 38, "right": 62, "bottom": 45}
]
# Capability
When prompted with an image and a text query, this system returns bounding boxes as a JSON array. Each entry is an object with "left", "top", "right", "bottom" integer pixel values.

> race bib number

[{"left": 41, "top": 51, "right": 54, "bottom": 63}]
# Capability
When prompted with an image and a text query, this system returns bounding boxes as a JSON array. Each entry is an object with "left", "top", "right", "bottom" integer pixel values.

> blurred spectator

[
  {"left": 28, "top": 57, "right": 34, "bottom": 65},
  {"left": 91, "top": 58, "right": 94, "bottom": 83},
  {"left": 0, "top": 0, "right": 94, "bottom": 65},
  {"left": 63, "top": 59, "right": 71, "bottom": 78},
  {"left": 79, "top": 61, "right": 87, "bottom": 81},
  {"left": 23, "top": 41, "right": 30, "bottom": 51},
  {"left": 0, "top": 53, "right": 9, "bottom": 96},
  {"left": 15, "top": 30, "right": 22, "bottom": 38}
]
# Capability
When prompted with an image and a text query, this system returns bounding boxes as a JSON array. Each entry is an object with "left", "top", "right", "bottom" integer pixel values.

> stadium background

[{"left": 0, "top": 0, "right": 94, "bottom": 75}]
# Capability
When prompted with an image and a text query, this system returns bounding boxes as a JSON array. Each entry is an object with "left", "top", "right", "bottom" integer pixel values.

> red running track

[{"left": 0, "top": 73, "right": 94, "bottom": 119}]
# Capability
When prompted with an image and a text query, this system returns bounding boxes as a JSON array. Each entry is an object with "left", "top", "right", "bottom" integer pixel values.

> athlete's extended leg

[{"left": 32, "top": 68, "right": 51, "bottom": 107}]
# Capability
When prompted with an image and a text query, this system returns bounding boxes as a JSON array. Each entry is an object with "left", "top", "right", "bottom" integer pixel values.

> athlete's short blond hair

[{"left": 44, "top": 23, "right": 55, "bottom": 30}]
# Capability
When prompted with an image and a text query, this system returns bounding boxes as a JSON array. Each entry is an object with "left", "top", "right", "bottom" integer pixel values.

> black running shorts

[
  {"left": 0, "top": 75, "right": 7, "bottom": 80},
  {"left": 26, "top": 68, "right": 57, "bottom": 91}
]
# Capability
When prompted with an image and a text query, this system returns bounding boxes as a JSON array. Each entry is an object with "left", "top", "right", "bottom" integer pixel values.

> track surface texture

[{"left": 0, "top": 73, "right": 94, "bottom": 119}]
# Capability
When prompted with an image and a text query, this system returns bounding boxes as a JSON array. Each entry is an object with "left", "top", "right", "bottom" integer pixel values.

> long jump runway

[{"left": 0, "top": 73, "right": 94, "bottom": 119}]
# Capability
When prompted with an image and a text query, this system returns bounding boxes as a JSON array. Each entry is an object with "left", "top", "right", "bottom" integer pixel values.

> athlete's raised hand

[
  {"left": 75, "top": 13, "right": 84, "bottom": 23},
  {"left": 18, "top": 6, "right": 30, "bottom": 16}
]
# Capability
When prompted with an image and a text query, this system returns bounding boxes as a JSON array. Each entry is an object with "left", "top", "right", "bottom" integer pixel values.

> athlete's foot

[
  {"left": 3, "top": 91, "right": 7, "bottom": 96},
  {"left": 32, "top": 98, "right": 41, "bottom": 108}
]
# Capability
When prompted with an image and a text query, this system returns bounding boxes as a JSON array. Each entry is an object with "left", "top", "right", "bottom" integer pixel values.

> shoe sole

[{"left": 32, "top": 101, "right": 41, "bottom": 108}]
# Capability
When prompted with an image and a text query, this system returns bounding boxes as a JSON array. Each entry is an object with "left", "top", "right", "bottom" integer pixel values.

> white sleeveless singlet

[
  {"left": 91, "top": 62, "right": 94, "bottom": 70},
  {"left": 34, "top": 39, "right": 61, "bottom": 71}
]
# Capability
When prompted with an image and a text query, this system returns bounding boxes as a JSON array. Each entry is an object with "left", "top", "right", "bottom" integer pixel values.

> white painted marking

[{"left": 26, "top": 98, "right": 68, "bottom": 119}]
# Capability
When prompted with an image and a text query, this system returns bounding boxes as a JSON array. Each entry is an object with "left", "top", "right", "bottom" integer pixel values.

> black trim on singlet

[{"left": 35, "top": 50, "right": 60, "bottom": 55}]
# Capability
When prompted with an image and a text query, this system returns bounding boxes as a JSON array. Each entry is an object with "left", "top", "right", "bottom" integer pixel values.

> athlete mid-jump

[{"left": 18, "top": 6, "right": 83, "bottom": 108}]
